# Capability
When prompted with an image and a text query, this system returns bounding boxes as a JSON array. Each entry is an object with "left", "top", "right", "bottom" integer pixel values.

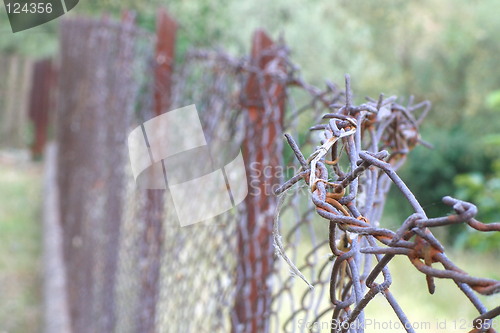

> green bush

[{"left": 452, "top": 160, "right": 500, "bottom": 252}]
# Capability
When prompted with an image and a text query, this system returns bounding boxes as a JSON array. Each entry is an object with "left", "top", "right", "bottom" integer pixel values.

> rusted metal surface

[
  {"left": 154, "top": 8, "right": 177, "bottom": 116},
  {"left": 233, "top": 29, "right": 286, "bottom": 333},
  {"left": 28, "top": 58, "right": 55, "bottom": 159}
]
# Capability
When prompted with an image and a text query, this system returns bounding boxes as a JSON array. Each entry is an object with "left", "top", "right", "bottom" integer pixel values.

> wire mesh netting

[{"left": 52, "top": 16, "right": 499, "bottom": 333}]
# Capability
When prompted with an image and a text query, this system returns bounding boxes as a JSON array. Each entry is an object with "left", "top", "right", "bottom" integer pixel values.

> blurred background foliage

[{"left": 1, "top": 0, "right": 498, "bottom": 251}]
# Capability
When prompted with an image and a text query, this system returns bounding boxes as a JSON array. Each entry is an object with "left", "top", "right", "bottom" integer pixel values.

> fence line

[{"left": 46, "top": 11, "right": 499, "bottom": 333}]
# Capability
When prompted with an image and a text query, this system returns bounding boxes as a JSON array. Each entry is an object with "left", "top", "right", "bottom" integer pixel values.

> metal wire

[
  {"left": 54, "top": 17, "right": 499, "bottom": 333},
  {"left": 276, "top": 75, "right": 500, "bottom": 333}
]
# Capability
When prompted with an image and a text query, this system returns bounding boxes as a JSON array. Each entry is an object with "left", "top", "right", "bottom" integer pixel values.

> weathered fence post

[
  {"left": 135, "top": 8, "right": 177, "bottom": 333},
  {"left": 28, "top": 58, "right": 55, "bottom": 160},
  {"left": 233, "top": 29, "right": 286, "bottom": 333},
  {"left": 56, "top": 16, "right": 141, "bottom": 333}
]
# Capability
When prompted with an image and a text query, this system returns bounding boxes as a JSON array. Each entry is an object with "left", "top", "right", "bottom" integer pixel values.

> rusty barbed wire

[
  {"left": 275, "top": 74, "right": 500, "bottom": 333},
  {"left": 172, "top": 46, "right": 499, "bottom": 333},
  {"left": 56, "top": 17, "right": 498, "bottom": 332}
]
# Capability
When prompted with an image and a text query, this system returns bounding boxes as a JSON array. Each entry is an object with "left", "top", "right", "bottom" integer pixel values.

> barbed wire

[
  {"left": 56, "top": 19, "right": 497, "bottom": 331},
  {"left": 275, "top": 74, "right": 500, "bottom": 333},
  {"left": 178, "top": 45, "right": 499, "bottom": 333}
]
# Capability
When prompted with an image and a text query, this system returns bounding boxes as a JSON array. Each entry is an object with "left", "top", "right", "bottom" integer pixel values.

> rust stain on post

[
  {"left": 154, "top": 8, "right": 177, "bottom": 116},
  {"left": 234, "top": 29, "right": 285, "bottom": 333},
  {"left": 29, "top": 59, "right": 55, "bottom": 159}
]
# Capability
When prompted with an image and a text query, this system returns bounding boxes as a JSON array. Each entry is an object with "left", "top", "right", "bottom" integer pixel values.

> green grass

[{"left": 0, "top": 160, "right": 42, "bottom": 333}]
